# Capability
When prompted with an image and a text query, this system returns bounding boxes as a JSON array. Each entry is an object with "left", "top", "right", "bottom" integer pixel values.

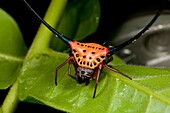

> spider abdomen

[{"left": 70, "top": 41, "right": 109, "bottom": 69}]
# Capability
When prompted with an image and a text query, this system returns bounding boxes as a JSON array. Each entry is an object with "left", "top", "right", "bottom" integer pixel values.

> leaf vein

[{"left": 0, "top": 53, "right": 24, "bottom": 62}]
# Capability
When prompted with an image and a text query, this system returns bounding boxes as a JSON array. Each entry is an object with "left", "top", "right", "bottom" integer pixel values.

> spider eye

[{"left": 81, "top": 71, "right": 85, "bottom": 74}]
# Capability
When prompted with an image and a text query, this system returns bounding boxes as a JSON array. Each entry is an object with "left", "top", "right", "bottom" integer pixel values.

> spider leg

[
  {"left": 55, "top": 56, "right": 73, "bottom": 85},
  {"left": 68, "top": 61, "right": 76, "bottom": 80},
  {"left": 93, "top": 63, "right": 103, "bottom": 98},
  {"left": 103, "top": 64, "right": 132, "bottom": 80}
]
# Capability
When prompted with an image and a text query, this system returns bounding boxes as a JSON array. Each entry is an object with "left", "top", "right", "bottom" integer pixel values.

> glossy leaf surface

[
  {"left": 0, "top": 9, "right": 27, "bottom": 89},
  {"left": 19, "top": 52, "right": 170, "bottom": 113}
]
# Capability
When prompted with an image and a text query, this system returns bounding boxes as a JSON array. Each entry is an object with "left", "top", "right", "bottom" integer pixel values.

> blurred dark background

[
  {"left": 0, "top": 0, "right": 170, "bottom": 113},
  {"left": 1, "top": 0, "right": 168, "bottom": 47}
]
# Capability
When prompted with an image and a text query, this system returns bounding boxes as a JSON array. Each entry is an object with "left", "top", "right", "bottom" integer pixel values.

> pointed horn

[
  {"left": 109, "top": 8, "right": 161, "bottom": 55},
  {"left": 22, "top": 0, "right": 72, "bottom": 46}
]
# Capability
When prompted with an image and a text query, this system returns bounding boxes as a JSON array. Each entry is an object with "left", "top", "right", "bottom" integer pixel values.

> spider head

[{"left": 76, "top": 67, "right": 94, "bottom": 85}]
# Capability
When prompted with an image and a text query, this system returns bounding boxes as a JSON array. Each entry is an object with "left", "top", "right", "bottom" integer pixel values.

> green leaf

[
  {"left": 0, "top": 9, "right": 27, "bottom": 89},
  {"left": 19, "top": 52, "right": 170, "bottom": 112},
  {"left": 73, "top": 0, "right": 100, "bottom": 40},
  {"left": 51, "top": 0, "right": 100, "bottom": 51}
]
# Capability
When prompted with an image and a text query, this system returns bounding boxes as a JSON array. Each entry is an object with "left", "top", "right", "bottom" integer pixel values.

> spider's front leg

[
  {"left": 67, "top": 61, "right": 76, "bottom": 79},
  {"left": 93, "top": 63, "right": 103, "bottom": 98},
  {"left": 55, "top": 56, "right": 75, "bottom": 85},
  {"left": 67, "top": 56, "right": 78, "bottom": 80}
]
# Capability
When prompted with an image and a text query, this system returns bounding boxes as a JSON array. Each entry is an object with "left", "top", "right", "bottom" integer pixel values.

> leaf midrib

[{"left": 0, "top": 53, "right": 24, "bottom": 62}]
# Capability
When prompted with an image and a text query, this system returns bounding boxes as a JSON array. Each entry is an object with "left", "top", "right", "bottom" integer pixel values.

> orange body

[{"left": 70, "top": 41, "right": 109, "bottom": 69}]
